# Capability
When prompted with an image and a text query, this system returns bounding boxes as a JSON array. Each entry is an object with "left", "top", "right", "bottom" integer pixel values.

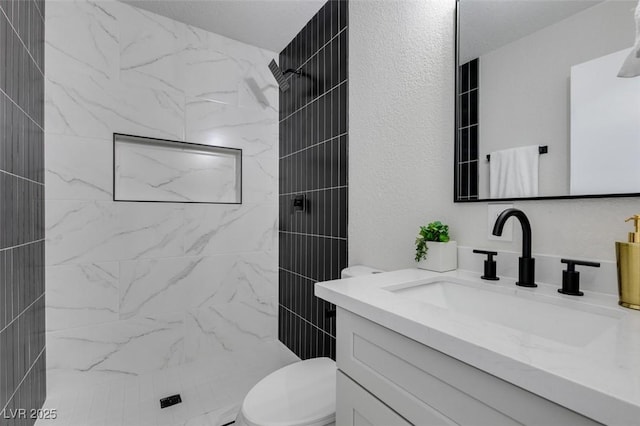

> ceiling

[
  {"left": 121, "top": 0, "right": 326, "bottom": 53},
  {"left": 459, "top": 0, "right": 605, "bottom": 63},
  {"left": 123, "top": 1, "right": 616, "bottom": 64}
]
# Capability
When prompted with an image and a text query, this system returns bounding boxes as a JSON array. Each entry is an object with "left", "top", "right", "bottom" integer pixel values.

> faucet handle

[
  {"left": 473, "top": 249, "right": 499, "bottom": 281},
  {"left": 558, "top": 258, "right": 601, "bottom": 296}
]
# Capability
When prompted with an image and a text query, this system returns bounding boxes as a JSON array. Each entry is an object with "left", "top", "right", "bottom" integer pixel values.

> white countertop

[{"left": 315, "top": 268, "right": 640, "bottom": 426}]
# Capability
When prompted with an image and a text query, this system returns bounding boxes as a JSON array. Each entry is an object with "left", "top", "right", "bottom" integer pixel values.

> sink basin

[{"left": 389, "top": 279, "right": 621, "bottom": 347}]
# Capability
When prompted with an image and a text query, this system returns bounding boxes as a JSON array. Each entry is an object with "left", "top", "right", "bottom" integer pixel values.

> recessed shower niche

[{"left": 113, "top": 133, "right": 242, "bottom": 204}]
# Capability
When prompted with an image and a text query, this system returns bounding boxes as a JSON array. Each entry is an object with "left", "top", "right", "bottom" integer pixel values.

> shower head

[
  {"left": 269, "top": 59, "right": 290, "bottom": 92},
  {"left": 268, "top": 59, "right": 301, "bottom": 92}
]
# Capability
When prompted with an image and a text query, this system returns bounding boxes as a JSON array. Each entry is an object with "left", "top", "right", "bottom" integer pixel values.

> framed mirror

[{"left": 455, "top": 0, "right": 640, "bottom": 202}]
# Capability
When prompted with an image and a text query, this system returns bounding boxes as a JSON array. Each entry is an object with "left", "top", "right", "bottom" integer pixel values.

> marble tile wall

[
  {"left": 0, "top": 0, "right": 47, "bottom": 422},
  {"left": 44, "top": 0, "right": 280, "bottom": 386}
]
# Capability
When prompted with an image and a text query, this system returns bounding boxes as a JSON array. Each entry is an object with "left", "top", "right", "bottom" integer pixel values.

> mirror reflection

[{"left": 456, "top": 0, "right": 640, "bottom": 201}]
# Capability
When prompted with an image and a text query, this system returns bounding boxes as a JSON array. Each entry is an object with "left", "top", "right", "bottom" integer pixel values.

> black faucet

[{"left": 492, "top": 208, "right": 537, "bottom": 288}]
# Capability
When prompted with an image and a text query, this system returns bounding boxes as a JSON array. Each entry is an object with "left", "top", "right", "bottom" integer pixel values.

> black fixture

[
  {"left": 159, "top": 394, "right": 182, "bottom": 409},
  {"left": 558, "top": 259, "right": 600, "bottom": 296},
  {"left": 454, "top": 2, "right": 640, "bottom": 204},
  {"left": 292, "top": 194, "right": 306, "bottom": 212},
  {"left": 268, "top": 59, "right": 301, "bottom": 92},
  {"left": 486, "top": 145, "right": 548, "bottom": 162},
  {"left": 492, "top": 208, "right": 537, "bottom": 287},
  {"left": 473, "top": 249, "right": 499, "bottom": 280}
]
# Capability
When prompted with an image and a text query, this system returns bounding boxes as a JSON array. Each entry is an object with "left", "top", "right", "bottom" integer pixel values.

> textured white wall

[
  {"left": 349, "top": 0, "right": 455, "bottom": 271},
  {"left": 349, "top": 0, "right": 640, "bottom": 274},
  {"left": 45, "top": 0, "right": 279, "bottom": 384}
]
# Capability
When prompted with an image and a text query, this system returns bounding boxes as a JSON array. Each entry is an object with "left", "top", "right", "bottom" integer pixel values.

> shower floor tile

[{"left": 36, "top": 341, "right": 299, "bottom": 426}]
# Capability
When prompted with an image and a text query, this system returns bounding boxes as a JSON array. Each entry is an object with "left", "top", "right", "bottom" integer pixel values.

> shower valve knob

[{"left": 292, "top": 195, "right": 306, "bottom": 212}]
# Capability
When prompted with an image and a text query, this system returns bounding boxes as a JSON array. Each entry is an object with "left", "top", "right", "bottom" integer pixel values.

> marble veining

[
  {"left": 46, "top": 293, "right": 278, "bottom": 378},
  {"left": 184, "top": 301, "right": 277, "bottom": 363},
  {"left": 45, "top": 0, "right": 279, "bottom": 385},
  {"left": 115, "top": 140, "right": 240, "bottom": 203},
  {"left": 38, "top": 340, "right": 299, "bottom": 426},
  {"left": 46, "top": 72, "right": 185, "bottom": 141},
  {"left": 119, "top": 6, "right": 184, "bottom": 94},
  {"left": 46, "top": 262, "right": 120, "bottom": 331},
  {"left": 46, "top": 201, "right": 185, "bottom": 265},
  {"left": 185, "top": 98, "right": 278, "bottom": 149},
  {"left": 47, "top": 316, "right": 185, "bottom": 377},
  {"left": 119, "top": 256, "right": 207, "bottom": 320},
  {"left": 184, "top": 203, "right": 277, "bottom": 256},
  {"left": 242, "top": 156, "right": 278, "bottom": 203},
  {"left": 45, "top": 0, "right": 120, "bottom": 81},
  {"left": 45, "top": 134, "right": 113, "bottom": 200},
  {"left": 118, "top": 251, "right": 276, "bottom": 320}
]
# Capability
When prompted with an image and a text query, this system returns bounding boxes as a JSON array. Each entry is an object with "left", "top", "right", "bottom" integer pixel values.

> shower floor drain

[{"left": 159, "top": 394, "right": 182, "bottom": 409}]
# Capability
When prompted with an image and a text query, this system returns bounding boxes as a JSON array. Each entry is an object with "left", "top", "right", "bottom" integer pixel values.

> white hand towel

[
  {"left": 618, "top": 1, "right": 640, "bottom": 78},
  {"left": 489, "top": 145, "right": 539, "bottom": 198}
]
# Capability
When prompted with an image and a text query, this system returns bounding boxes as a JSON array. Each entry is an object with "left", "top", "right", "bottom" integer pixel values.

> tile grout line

[
  {"left": 0, "top": 88, "right": 44, "bottom": 133},
  {"left": 279, "top": 267, "right": 316, "bottom": 283},
  {"left": 0, "top": 6, "right": 44, "bottom": 77},
  {"left": 333, "top": 23, "right": 338, "bottom": 286},
  {"left": 279, "top": 266, "right": 342, "bottom": 285},
  {"left": 279, "top": 132, "right": 347, "bottom": 160},
  {"left": 280, "top": 305, "right": 335, "bottom": 339},
  {"left": 458, "top": 87, "right": 478, "bottom": 96},
  {"left": 0, "top": 239, "right": 45, "bottom": 252},
  {"left": 0, "top": 293, "right": 45, "bottom": 335},
  {"left": 278, "top": 230, "right": 346, "bottom": 241},
  {"left": 0, "top": 168, "right": 45, "bottom": 186},
  {"left": 279, "top": 79, "right": 348, "bottom": 124},
  {"left": 280, "top": 185, "right": 347, "bottom": 197},
  {"left": 1, "top": 346, "right": 46, "bottom": 413},
  {"left": 284, "top": 26, "right": 348, "bottom": 85},
  {"left": 32, "top": 0, "right": 44, "bottom": 22},
  {"left": 458, "top": 123, "right": 478, "bottom": 131}
]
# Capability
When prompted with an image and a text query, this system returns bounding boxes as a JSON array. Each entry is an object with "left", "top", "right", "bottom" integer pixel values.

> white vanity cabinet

[
  {"left": 337, "top": 371, "right": 411, "bottom": 426},
  {"left": 336, "top": 308, "right": 600, "bottom": 426}
]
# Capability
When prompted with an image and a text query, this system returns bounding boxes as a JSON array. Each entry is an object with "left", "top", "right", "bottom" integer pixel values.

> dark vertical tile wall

[
  {"left": 278, "top": 0, "right": 348, "bottom": 360},
  {"left": 0, "top": 0, "right": 46, "bottom": 423},
  {"left": 457, "top": 58, "right": 479, "bottom": 200}
]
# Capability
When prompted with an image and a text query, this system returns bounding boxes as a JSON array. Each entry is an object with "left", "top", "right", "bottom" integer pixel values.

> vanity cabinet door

[
  {"left": 336, "top": 308, "right": 600, "bottom": 426},
  {"left": 337, "top": 370, "right": 412, "bottom": 426}
]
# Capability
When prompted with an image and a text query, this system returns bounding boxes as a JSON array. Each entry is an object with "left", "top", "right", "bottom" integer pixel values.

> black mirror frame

[{"left": 453, "top": 0, "right": 640, "bottom": 203}]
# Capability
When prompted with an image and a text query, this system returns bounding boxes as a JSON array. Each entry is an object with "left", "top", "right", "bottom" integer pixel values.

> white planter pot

[{"left": 417, "top": 241, "right": 457, "bottom": 272}]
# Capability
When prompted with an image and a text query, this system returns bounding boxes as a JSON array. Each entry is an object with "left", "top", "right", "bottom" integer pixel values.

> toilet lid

[{"left": 241, "top": 357, "right": 336, "bottom": 426}]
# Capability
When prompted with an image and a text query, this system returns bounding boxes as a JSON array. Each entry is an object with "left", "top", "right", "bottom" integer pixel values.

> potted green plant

[{"left": 415, "top": 221, "right": 457, "bottom": 272}]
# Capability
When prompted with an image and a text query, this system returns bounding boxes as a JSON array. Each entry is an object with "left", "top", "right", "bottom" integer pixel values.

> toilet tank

[{"left": 341, "top": 265, "right": 384, "bottom": 279}]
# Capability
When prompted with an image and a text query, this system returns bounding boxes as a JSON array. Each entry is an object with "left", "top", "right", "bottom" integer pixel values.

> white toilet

[{"left": 235, "top": 265, "right": 383, "bottom": 426}]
